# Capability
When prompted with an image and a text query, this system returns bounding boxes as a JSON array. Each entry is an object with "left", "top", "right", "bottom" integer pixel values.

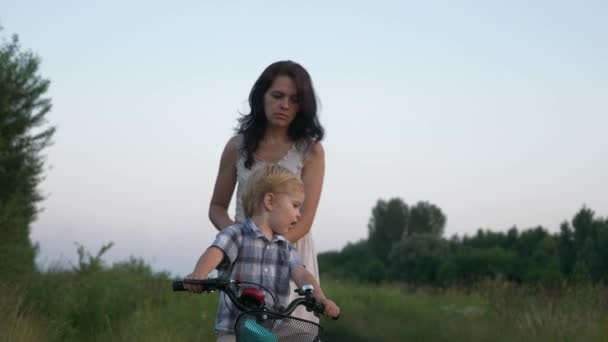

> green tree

[
  {"left": 523, "top": 236, "right": 562, "bottom": 285},
  {"left": 0, "top": 32, "right": 55, "bottom": 278},
  {"left": 406, "top": 201, "right": 446, "bottom": 237},
  {"left": 591, "top": 219, "right": 608, "bottom": 284},
  {"left": 572, "top": 206, "right": 595, "bottom": 251},
  {"left": 572, "top": 251, "right": 592, "bottom": 284},
  {"left": 570, "top": 207, "right": 608, "bottom": 283},
  {"left": 557, "top": 221, "right": 576, "bottom": 278},
  {"left": 388, "top": 234, "right": 447, "bottom": 285},
  {"left": 367, "top": 198, "right": 409, "bottom": 265},
  {"left": 319, "top": 239, "right": 386, "bottom": 283},
  {"left": 514, "top": 226, "right": 549, "bottom": 259},
  {"left": 464, "top": 228, "right": 509, "bottom": 250},
  {"left": 505, "top": 226, "right": 519, "bottom": 250},
  {"left": 438, "top": 246, "right": 517, "bottom": 285},
  {"left": 577, "top": 218, "right": 608, "bottom": 283}
]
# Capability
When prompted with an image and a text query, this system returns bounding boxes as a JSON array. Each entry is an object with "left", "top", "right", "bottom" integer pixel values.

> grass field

[{"left": 2, "top": 262, "right": 607, "bottom": 341}]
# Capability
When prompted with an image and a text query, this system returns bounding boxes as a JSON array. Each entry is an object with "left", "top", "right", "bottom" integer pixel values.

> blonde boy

[{"left": 186, "top": 164, "right": 340, "bottom": 340}]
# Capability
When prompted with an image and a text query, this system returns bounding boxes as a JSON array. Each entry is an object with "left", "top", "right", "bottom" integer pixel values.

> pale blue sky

[{"left": 2, "top": 1, "right": 607, "bottom": 276}]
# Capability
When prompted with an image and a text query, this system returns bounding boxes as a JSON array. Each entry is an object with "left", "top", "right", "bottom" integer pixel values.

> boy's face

[{"left": 268, "top": 189, "right": 305, "bottom": 236}]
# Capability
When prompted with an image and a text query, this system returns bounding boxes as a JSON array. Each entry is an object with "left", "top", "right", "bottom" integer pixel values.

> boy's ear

[{"left": 262, "top": 192, "right": 275, "bottom": 211}]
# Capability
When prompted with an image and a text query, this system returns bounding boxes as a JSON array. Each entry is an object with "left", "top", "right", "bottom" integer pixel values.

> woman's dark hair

[{"left": 236, "top": 60, "right": 324, "bottom": 169}]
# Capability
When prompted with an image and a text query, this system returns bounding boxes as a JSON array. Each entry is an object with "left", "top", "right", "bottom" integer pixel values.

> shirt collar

[{"left": 245, "top": 218, "right": 287, "bottom": 244}]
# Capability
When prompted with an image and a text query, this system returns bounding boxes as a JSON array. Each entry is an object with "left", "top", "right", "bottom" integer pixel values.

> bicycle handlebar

[
  {"left": 172, "top": 278, "right": 231, "bottom": 292},
  {"left": 172, "top": 278, "right": 332, "bottom": 318}
]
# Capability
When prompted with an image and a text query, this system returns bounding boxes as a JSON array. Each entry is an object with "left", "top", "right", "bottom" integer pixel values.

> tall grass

[
  {"left": 0, "top": 282, "right": 58, "bottom": 342},
  {"left": 480, "top": 279, "right": 608, "bottom": 341},
  {"left": 321, "top": 279, "right": 489, "bottom": 341},
  {"left": 1, "top": 252, "right": 220, "bottom": 342},
  {"left": 321, "top": 277, "right": 608, "bottom": 341},
  {"left": 2, "top": 254, "right": 607, "bottom": 341},
  {"left": 20, "top": 260, "right": 218, "bottom": 341}
]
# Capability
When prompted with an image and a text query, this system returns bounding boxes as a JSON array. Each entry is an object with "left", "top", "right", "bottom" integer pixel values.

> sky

[{"left": 1, "top": 0, "right": 607, "bottom": 276}]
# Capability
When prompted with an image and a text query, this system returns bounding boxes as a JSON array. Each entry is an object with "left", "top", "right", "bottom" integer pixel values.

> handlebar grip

[
  {"left": 312, "top": 301, "right": 325, "bottom": 315},
  {"left": 173, "top": 280, "right": 186, "bottom": 291},
  {"left": 172, "top": 278, "right": 231, "bottom": 292}
]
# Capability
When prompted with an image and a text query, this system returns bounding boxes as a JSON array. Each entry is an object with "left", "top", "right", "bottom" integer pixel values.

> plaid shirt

[{"left": 211, "top": 218, "right": 303, "bottom": 334}]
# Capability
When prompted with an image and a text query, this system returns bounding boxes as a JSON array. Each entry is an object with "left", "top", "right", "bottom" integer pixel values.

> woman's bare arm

[
  {"left": 285, "top": 142, "right": 325, "bottom": 244},
  {"left": 208, "top": 137, "right": 238, "bottom": 230}
]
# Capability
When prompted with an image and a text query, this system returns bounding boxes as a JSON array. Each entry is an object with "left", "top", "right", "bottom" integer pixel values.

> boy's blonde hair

[{"left": 242, "top": 164, "right": 304, "bottom": 217}]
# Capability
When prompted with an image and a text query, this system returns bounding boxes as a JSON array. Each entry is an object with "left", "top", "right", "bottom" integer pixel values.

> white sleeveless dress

[{"left": 234, "top": 136, "right": 320, "bottom": 323}]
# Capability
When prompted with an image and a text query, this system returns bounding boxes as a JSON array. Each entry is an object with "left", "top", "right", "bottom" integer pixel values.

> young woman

[{"left": 208, "top": 60, "right": 325, "bottom": 322}]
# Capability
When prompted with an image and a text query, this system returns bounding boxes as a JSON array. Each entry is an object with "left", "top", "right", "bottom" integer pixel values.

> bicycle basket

[{"left": 235, "top": 310, "right": 322, "bottom": 342}]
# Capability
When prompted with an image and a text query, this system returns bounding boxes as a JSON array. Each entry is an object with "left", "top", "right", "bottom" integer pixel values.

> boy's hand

[
  {"left": 184, "top": 273, "right": 207, "bottom": 293},
  {"left": 185, "top": 247, "right": 225, "bottom": 293},
  {"left": 320, "top": 298, "right": 340, "bottom": 319}
]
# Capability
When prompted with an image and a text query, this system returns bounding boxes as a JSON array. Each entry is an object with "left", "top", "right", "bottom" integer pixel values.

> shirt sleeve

[
  {"left": 287, "top": 243, "right": 303, "bottom": 272},
  {"left": 210, "top": 225, "right": 242, "bottom": 265}
]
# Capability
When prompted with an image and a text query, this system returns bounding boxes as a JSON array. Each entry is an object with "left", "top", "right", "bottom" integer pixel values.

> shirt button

[{"left": 264, "top": 268, "right": 268, "bottom": 273}]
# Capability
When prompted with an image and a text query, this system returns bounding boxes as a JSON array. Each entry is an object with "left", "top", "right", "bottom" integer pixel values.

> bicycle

[{"left": 173, "top": 278, "right": 337, "bottom": 342}]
